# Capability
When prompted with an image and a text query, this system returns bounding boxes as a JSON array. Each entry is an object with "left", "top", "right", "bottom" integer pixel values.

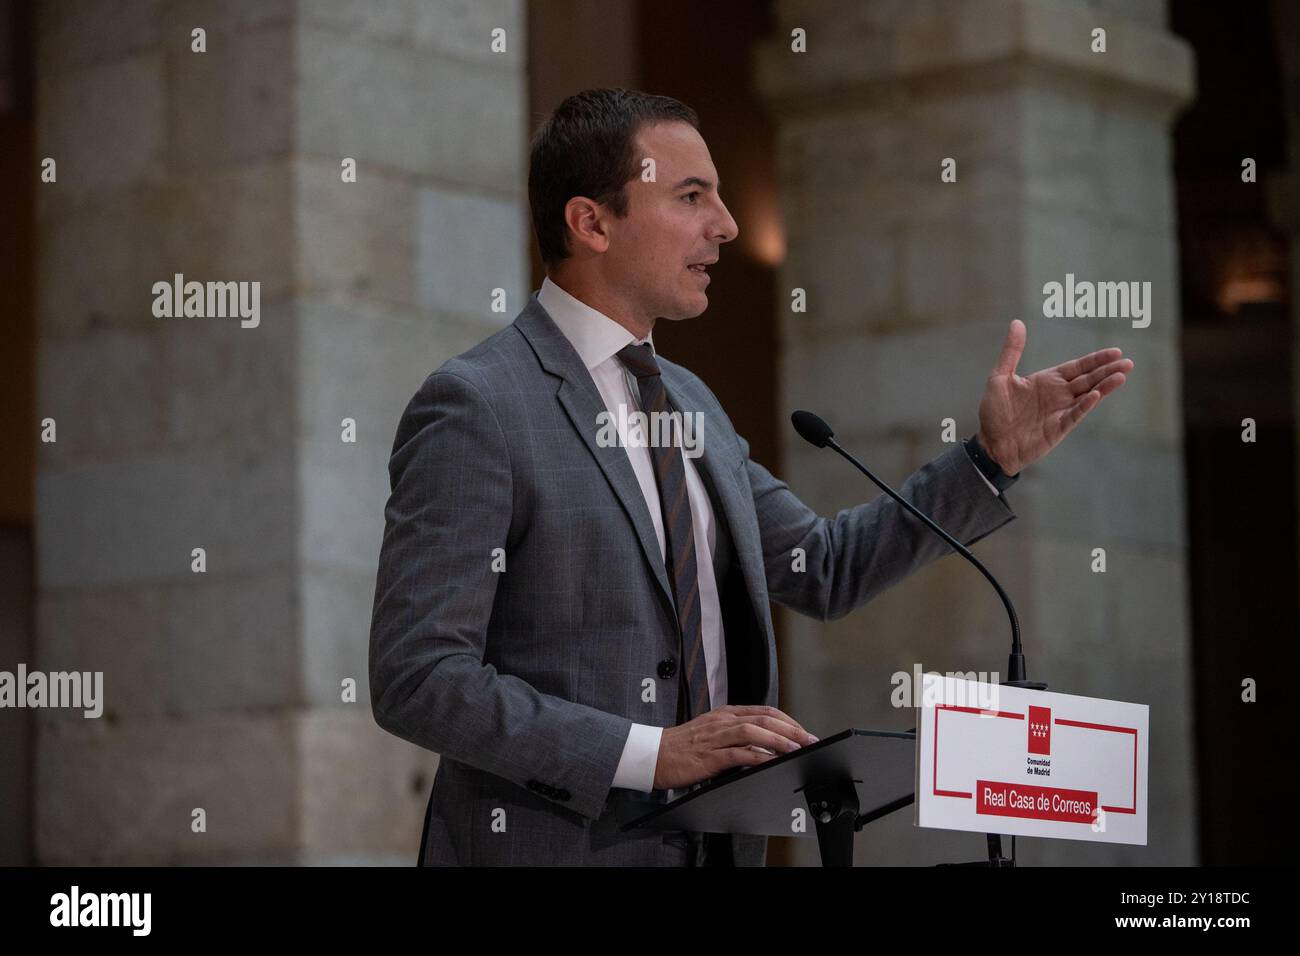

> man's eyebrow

[{"left": 671, "top": 176, "right": 717, "bottom": 191}]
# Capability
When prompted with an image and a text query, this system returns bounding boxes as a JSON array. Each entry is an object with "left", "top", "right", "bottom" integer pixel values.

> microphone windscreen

[{"left": 791, "top": 410, "right": 834, "bottom": 448}]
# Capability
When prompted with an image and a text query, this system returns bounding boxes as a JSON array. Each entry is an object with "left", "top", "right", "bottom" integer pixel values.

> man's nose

[{"left": 712, "top": 198, "right": 739, "bottom": 244}]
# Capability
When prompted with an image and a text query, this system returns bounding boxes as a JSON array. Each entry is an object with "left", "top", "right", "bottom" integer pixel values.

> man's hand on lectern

[
  {"left": 653, "top": 704, "right": 819, "bottom": 790},
  {"left": 976, "top": 318, "right": 1135, "bottom": 476}
]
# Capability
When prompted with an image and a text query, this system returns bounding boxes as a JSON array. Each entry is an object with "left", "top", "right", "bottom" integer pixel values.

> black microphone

[
  {"left": 790, "top": 410, "right": 1044, "bottom": 690},
  {"left": 791, "top": 409, "right": 834, "bottom": 448}
]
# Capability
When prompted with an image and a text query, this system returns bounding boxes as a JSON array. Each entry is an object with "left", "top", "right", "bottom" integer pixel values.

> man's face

[{"left": 601, "top": 121, "right": 739, "bottom": 322}]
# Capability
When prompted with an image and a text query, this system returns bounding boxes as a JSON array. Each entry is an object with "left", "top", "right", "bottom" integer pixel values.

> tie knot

[{"left": 616, "top": 342, "right": 661, "bottom": 380}]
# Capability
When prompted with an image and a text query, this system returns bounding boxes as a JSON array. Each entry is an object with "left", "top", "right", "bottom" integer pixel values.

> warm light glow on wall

[
  {"left": 1217, "top": 275, "right": 1284, "bottom": 313},
  {"left": 1215, "top": 238, "right": 1286, "bottom": 314},
  {"left": 740, "top": 188, "right": 785, "bottom": 267}
]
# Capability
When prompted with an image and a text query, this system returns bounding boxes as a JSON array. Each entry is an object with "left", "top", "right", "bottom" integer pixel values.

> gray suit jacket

[{"left": 368, "top": 293, "right": 1016, "bottom": 866}]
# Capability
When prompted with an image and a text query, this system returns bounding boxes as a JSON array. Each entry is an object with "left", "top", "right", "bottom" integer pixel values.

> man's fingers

[
  {"left": 717, "top": 747, "right": 778, "bottom": 771},
  {"left": 728, "top": 706, "right": 816, "bottom": 744},
  {"left": 724, "top": 704, "right": 796, "bottom": 721},
  {"left": 744, "top": 713, "right": 815, "bottom": 746},
  {"left": 721, "top": 721, "right": 804, "bottom": 754},
  {"left": 991, "top": 319, "right": 1026, "bottom": 377},
  {"left": 1062, "top": 389, "right": 1103, "bottom": 430},
  {"left": 1093, "top": 370, "right": 1128, "bottom": 397},
  {"left": 1057, "top": 346, "right": 1123, "bottom": 382},
  {"left": 723, "top": 705, "right": 810, "bottom": 736},
  {"left": 1070, "top": 358, "right": 1134, "bottom": 396},
  {"left": 714, "top": 705, "right": 817, "bottom": 748}
]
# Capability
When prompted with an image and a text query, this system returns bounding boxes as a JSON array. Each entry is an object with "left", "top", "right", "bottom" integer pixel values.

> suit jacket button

[
  {"left": 556, "top": 789, "right": 571, "bottom": 801},
  {"left": 658, "top": 658, "right": 677, "bottom": 679}
]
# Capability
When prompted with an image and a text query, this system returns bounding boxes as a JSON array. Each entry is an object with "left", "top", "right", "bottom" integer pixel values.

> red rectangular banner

[{"left": 975, "top": 780, "right": 1099, "bottom": 823}]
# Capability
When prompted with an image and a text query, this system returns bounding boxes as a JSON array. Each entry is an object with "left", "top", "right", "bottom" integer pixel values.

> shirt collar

[{"left": 538, "top": 276, "right": 654, "bottom": 371}]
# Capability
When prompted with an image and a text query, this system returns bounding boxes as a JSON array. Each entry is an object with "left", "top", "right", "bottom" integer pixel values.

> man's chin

[
  {"left": 674, "top": 293, "right": 709, "bottom": 320},
  {"left": 654, "top": 289, "right": 709, "bottom": 321}
]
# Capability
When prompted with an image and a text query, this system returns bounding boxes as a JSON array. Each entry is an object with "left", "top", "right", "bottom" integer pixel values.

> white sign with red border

[{"left": 914, "top": 676, "right": 1148, "bottom": 845}]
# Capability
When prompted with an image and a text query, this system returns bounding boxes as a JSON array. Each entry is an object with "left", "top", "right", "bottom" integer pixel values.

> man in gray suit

[{"left": 368, "top": 89, "right": 1134, "bottom": 866}]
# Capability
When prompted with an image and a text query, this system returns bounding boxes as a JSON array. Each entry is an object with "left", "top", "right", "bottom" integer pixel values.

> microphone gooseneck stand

[{"left": 791, "top": 410, "right": 1047, "bottom": 866}]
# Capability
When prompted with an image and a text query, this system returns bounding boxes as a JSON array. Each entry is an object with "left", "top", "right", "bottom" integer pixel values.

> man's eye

[{"left": 682, "top": 191, "right": 699, "bottom": 204}]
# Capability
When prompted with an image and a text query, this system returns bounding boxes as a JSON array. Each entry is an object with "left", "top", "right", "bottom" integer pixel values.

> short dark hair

[{"left": 528, "top": 88, "right": 699, "bottom": 267}]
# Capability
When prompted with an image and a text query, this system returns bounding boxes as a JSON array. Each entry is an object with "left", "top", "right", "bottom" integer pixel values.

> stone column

[
  {"left": 35, "top": 0, "right": 526, "bottom": 864},
  {"left": 757, "top": 0, "right": 1196, "bottom": 864}
]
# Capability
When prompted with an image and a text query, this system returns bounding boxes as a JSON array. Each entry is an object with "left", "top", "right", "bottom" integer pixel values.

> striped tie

[{"left": 616, "top": 343, "right": 711, "bottom": 723}]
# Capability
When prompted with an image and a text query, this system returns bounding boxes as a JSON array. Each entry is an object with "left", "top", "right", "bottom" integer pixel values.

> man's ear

[{"left": 563, "top": 196, "right": 610, "bottom": 255}]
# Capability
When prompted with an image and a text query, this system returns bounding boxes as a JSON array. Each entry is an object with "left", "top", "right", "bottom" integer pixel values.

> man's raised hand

[{"left": 976, "top": 319, "right": 1134, "bottom": 475}]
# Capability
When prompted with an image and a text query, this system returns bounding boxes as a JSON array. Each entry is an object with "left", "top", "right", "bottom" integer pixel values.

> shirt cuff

[
  {"left": 965, "top": 444, "right": 1004, "bottom": 496},
  {"left": 611, "top": 722, "right": 664, "bottom": 792}
]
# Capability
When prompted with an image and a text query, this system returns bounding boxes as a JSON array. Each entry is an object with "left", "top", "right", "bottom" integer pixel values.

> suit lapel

[{"left": 516, "top": 295, "right": 676, "bottom": 615}]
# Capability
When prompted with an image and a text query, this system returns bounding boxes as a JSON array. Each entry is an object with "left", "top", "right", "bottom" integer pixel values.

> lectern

[{"left": 619, "top": 728, "right": 915, "bottom": 866}]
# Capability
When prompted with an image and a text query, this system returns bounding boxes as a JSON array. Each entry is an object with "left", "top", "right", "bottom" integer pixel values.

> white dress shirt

[
  {"left": 539, "top": 276, "right": 728, "bottom": 794},
  {"left": 537, "top": 276, "right": 1001, "bottom": 795}
]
